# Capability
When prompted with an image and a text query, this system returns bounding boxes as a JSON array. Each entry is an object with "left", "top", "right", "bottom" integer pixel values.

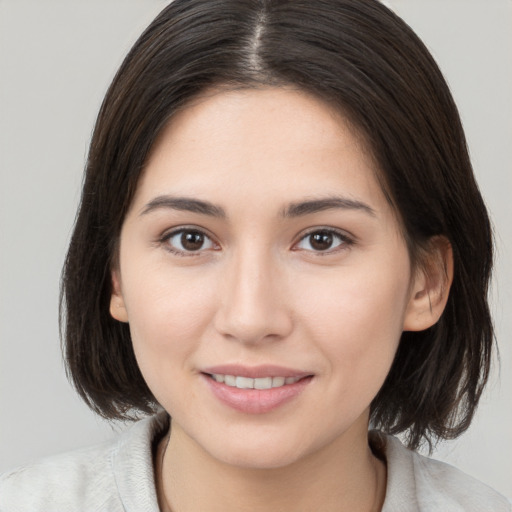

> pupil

[
  {"left": 181, "top": 231, "right": 204, "bottom": 251},
  {"left": 310, "top": 232, "right": 333, "bottom": 251}
]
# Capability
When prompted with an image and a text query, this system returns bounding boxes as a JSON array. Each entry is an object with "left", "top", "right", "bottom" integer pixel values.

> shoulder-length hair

[{"left": 61, "top": 0, "right": 494, "bottom": 450}]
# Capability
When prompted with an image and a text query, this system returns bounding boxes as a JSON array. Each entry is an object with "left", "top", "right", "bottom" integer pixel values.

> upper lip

[{"left": 201, "top": 364, "right": 312, "bottom": 379}]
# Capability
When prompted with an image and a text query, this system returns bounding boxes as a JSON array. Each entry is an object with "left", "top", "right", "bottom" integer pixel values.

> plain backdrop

[{"left": 1, "top": 0, "right": 511, "bottom": 499}]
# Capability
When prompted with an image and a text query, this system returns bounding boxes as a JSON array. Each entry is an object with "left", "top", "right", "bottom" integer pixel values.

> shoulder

[
  {"left": 0, "top": 413, "right": 168, "bottom": 512},
  {"left": 0, "top": 441, "right": 120, "bottom": 511},
  {"left": 374, "top": 432, "right": 512, "bottom": 512}
]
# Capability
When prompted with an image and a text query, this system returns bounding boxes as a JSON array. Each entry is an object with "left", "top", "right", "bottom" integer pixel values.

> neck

[{"left": 156, "top": 419, "right": 386, "bottom": 512}]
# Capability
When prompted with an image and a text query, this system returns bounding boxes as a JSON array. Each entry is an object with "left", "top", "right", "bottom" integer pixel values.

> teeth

[
  {"left": 254, "top": 377, "right": 272, "bottom": 390},
  {"left": 235, "top": 376, "right": 254, "bottom": 389},
  {"left": 224, "top": 375, "right": 236, "bottom": 386},
  {"left": 272, "top": 376, "right": 285, "bottom": 388},
  {"left": 210, "top": 374, "right": 302, "bottom": 389}
]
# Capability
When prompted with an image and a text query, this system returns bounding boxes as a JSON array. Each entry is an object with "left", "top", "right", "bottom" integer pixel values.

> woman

[{"left": 1, "top": 0, "right": 509, "bottom": 510}]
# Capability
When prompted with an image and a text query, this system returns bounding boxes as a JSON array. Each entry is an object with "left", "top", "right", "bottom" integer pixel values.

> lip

[
  {"left": 201, "top": 365, "right": 314, "bottom": 414},
  {"left": 201, "top": 364, "right": 311, "bottom": 379}
]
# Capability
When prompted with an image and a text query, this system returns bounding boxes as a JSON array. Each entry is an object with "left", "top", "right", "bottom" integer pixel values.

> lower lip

[{"left": 203, "top": 374, "right": 313, "bottom": 414}]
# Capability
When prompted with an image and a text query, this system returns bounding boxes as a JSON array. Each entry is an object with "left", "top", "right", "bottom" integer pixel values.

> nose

[{"left": 213, "top": 248, "right": 293, "bottom": 345}]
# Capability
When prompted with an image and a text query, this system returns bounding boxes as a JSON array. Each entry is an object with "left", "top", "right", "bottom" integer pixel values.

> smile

[
  {"left": 202, "top": 365, "right": 314, "bottom": 413},
  {"left": 209, "top": 374, "right": 302, "bottom": 390}
]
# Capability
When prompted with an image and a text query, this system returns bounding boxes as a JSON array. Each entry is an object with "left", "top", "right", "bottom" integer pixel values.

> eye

[
  {"left": 295, "top": 229, "right": 352, "bottom": 253},
  {"left": 162, "top": 228, "right": 216, "bottom": 255}
]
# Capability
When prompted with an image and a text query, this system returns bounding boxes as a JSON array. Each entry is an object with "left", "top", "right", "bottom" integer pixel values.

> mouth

[
  {"left": 201, "top": 366, "right": 314, "bottom": 414},
  {"left": 207, "top": 374, "right": 303, "bottom": 390}
]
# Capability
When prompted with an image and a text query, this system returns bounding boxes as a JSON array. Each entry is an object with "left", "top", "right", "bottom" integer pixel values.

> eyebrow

[
  {"left": 282, "top": 196, "right": 376, "bottom": 217},
  {"left": 140, "top": 196, "right": 226, "bottom": 218},
  {"left": 139, "top": 194, "right": 375, "bottom": 219}
]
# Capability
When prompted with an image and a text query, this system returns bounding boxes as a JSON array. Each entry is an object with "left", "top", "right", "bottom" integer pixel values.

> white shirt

[{"left": 1, "top": 413, "right": 509, "bottom": 511}]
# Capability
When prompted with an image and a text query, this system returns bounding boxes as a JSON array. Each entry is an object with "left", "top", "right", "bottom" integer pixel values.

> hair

[{"left": 61, "top": 0, "right": 494, "bottom": 451}]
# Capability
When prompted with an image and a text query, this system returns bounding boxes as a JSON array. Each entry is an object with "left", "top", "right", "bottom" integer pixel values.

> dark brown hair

[{"left": 61, "top": 0, "right": 494, "bottom": 450}]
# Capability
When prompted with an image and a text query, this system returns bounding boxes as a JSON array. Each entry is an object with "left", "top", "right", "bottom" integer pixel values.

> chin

[
  {"left": 199, "top": 425, "right": 324, "bottom": 471},
  {"left": 214, "top": 444, "right": 304, "bottom": 470}
]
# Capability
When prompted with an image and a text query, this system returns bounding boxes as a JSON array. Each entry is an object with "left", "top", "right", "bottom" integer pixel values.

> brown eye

[
  {"left": 165, "top": 229, "right": 215, "bottom": 254},
  {"left": 181, "top": 231, "right": 205, "bottom": 251},
  {"left": 295, "top": 229, "right": 351, "bottom": 253},
  {"left": 309, "top": 231, "right": 334, "bottom": 251}
]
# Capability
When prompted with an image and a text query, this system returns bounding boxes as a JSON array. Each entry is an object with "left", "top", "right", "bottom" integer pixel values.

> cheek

[
  {"left": 120, "top": 263, "right": 218, "bottom": 378},
  {"left": 295, "top": 260, "right": 410, "bottom": 385}
]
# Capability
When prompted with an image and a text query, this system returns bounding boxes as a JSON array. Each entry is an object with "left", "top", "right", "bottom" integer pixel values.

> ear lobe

[
  {"left": 110, "top": 269, "right": 129, "bottom": 323},
  {"left": 403, "top": 237, "right": 453, "bottom": 332}
]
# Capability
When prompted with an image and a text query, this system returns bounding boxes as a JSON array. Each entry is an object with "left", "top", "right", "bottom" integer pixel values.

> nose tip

[
  {"left": 216, "top": 306, "right": 292, "bottom": 345},
  {"left": 213, "top": 260, "right": 293, "bottom": 344}
]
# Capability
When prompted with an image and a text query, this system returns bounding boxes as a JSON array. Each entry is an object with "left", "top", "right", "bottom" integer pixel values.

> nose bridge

[{"left": 215, "top": 242, "right": 291, "bottom": 343}]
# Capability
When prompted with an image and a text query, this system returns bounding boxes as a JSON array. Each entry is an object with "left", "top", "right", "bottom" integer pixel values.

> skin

[{"left": 110, "top": 87, "right": 452, "bottom": 512}]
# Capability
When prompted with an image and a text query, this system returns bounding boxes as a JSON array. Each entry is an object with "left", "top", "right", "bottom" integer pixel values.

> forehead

[{"left": 134, "top": 87, "right": 388, "bottom": 217}]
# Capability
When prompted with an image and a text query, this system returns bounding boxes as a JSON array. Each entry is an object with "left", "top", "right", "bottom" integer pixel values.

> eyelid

[
  {"left": 292, "top": 227, "right": 355, "bottom": 253},
  {"left": 157, "top": 225, "right": 354, "bottom": 256},
  {"left": 159, "top": 225, "right": 220, "bottom": 256}
]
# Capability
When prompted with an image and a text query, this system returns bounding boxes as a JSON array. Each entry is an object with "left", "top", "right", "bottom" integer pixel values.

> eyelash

[
  {"left": 159, "top": 227, "right": 218, "bottom": 257},
  {"left": 293, "top": 228, "right": 354, "bottom": 255},
  {"left": 159, "top": 227, "right": 354, "bottom": 257}
]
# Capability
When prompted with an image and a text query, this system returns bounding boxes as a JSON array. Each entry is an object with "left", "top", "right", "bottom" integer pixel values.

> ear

[
  {"left": 403, "top": 236, "right": 453, "bottom": 332},
  {"left": 109, "top": 268, "right": 129, "bottom": 323}
]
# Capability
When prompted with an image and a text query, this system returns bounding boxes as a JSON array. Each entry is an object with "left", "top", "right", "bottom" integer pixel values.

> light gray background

[{"left": 1, "top": 0, "right": 511, "bottom": 498}]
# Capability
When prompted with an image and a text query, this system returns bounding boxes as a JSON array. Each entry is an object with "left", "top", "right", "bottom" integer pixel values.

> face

[{"left": 111, "top": 87, "right": 423, "bottom": 469}]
